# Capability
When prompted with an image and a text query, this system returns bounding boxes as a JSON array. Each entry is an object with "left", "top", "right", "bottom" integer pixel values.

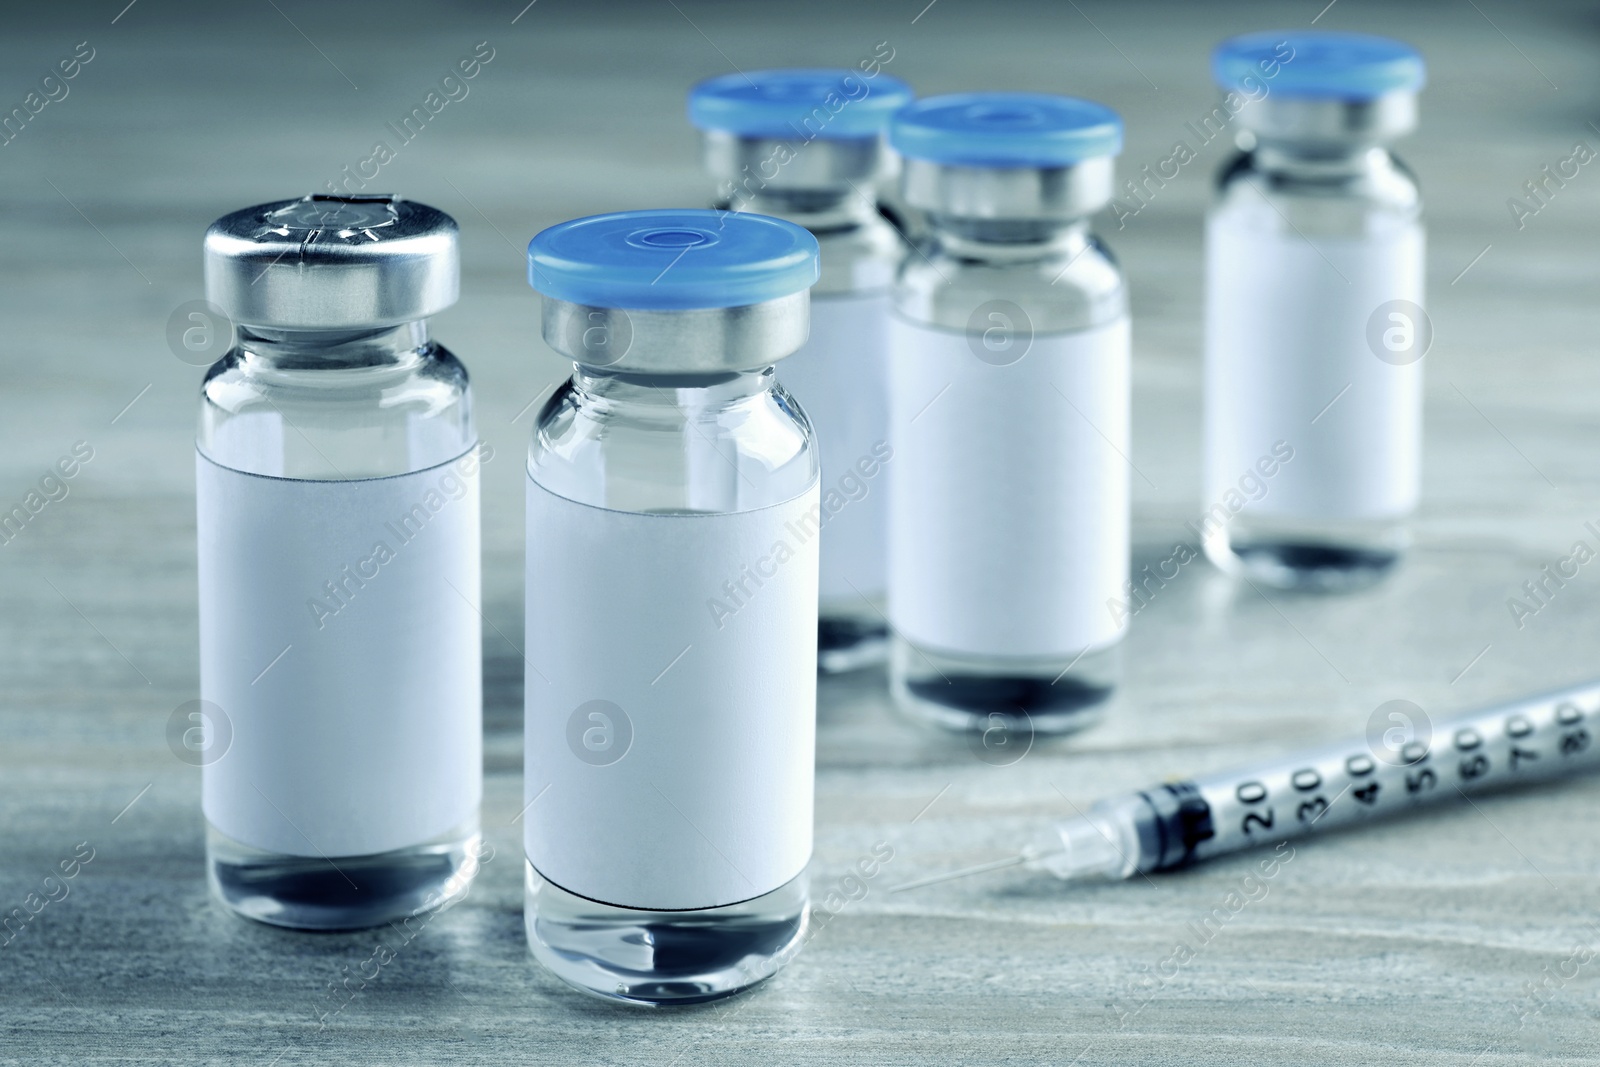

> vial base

[
  {"left": 889, "top": 637, "right": 1118, "bottom": 735},
  {"left": 207, "top": 818, "right": 481, "bottom": 931},
  {"left": 817, "top": 598, "right": 889, "bottom": 674},
  {"left": 1203, "top": 514, "right": 1407, "bottom": 593},
  {"left": 524, "top": 861, "right": 809, "bottom": 1006}
]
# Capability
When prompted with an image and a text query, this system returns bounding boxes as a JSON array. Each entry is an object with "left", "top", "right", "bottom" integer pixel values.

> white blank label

[
  {"left": 197, "top": 449, "right": 483, "bottom": 858},
  {"left": 777, "top": 291, "right": 891, "bottom": 602},
  {"left": 887, "top": 317, "right": 1131, "bottom": 659},
  {"left": 523, "top": 477, "right": 819, "bottom": 911},
  {"left": 1205, "top": 218, "right": 1425, "bottom": 520}
]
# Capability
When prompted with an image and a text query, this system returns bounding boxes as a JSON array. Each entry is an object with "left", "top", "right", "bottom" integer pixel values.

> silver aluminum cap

[
  {"left": 542, "top": 292, "right": 810, "bottom": 374},
  {"left": 1237, "top": 91, "right": 1417, "bottom": 148},
  {"left": 204, "top": 195, "right": 459, "bottom": 330},
  {"left": 900, "top": 156, "right": 1116, "bottom": 221},
  {"left": 701, "top": 130, "right": 887, "bottom": 195}
]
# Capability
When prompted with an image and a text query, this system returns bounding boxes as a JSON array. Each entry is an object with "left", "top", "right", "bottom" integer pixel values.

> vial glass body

[
  {"left": 735, "top": 188, "right": 900, "bottom": 672},
  {"left": 197, "top": 321, "right": 482, "bottom": 930},
  {"left": 524, "top": 362, "right": 817, "bottom": 1005},
  {"left": 1203, "top": 134, "right": 1424, "bottom": 590},
  {"left": 888, "top": 215, "right": 1130, "bottom": 734}
]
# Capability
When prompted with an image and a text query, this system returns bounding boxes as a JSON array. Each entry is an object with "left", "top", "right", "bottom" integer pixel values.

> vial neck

[
  {"left": 1250, "top": 141, "right": 1395, "bottom": 179},
  {"left": 571, "top": 366, "right": 774, "bottom": 411},
  {"left": 730, "top": 187, "right": 876, "bottom": 231},
  {"left": 926, "top": 216, "right": 1091, "bottom": 257},
  {"left": 237, "top": 321, "right": 430, "bottom": 371}
]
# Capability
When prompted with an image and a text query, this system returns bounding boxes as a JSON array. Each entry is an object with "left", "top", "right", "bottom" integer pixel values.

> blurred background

[{"left": 4, "top": 0, "right": 1600, "bottom": 1062}]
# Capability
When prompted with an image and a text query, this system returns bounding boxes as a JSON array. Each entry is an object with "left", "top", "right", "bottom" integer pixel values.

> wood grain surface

[{"left": 2, "top": 0, "right": 1599, "bottom": 1062}]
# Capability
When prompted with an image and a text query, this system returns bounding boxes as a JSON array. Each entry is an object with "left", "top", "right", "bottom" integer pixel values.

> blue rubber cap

[
  {"left": 688, "top": 68, "right": 915, "bottom": 140},
  {"left": 889, "top": 92, "right": 1122, "bottom": 168},
  {"left": 527, "top": 210, "right": 820, "bottom": 310},
  {"left": 1213, "top": 31, "right": 1425, "bottom": 100}
]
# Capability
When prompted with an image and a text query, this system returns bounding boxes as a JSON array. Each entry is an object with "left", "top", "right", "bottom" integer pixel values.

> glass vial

[
  {"left": 689, "top": 68, "right": 913, "bottom": 673},
  {"left": 196, "top": 195, "right": 483, "bottom": 930},
  {"left": 523, "top": 209, "right": 821, "bottom": 1005},
  {"left": 1203, "top": 32, "right": 1427, "bottom": 591},
  {"left": 885, "top": 94, "right": 1130, "bottom": 736}
]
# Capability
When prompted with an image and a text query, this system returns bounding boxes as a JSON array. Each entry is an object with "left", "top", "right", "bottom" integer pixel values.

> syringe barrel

[{"left": 1135, "top": 681, "right": 1600, "bottom": 873}]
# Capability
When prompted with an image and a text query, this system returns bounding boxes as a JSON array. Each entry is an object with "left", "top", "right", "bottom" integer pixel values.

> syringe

[{"left": 894, "top": 680, "right": 1600, "bottom": 891}]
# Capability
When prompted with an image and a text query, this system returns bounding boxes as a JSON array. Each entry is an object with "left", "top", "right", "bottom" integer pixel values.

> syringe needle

[
  {"left": 889, "top": 854, "right": 1029, "bottom": 893},
  {"left": 892, "top": 810, "right": 1141, "bottom": 892}
]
